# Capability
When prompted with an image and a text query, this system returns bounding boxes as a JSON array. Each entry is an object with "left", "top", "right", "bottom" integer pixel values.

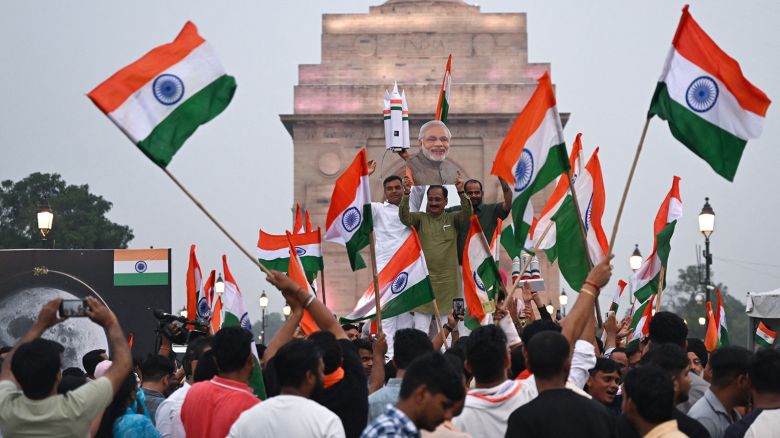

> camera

[{"left": 59, "top": 299, "right": 88, "bottom": 318}]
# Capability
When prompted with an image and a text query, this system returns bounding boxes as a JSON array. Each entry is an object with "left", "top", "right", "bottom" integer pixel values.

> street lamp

[
  {"left": 282, "top": 304, "right": 291, "bottom": 319},
  {"left": 559, "top": 289, "right": 568, "bottom": 317},
  {"left": 37, "top": 198, "right": 54, "bottom": 240},
  {"left": 179, "top": 308, "right": 188, "bottom": 318},
  {"left": 545, "top": 304, "right": 554, "bottom": 316},
  {"left": 698, "top": 317, "right": 706, "bottom": 326},
  {"left": 629, "top": 244, "right": 643, "bottom": 271},
  {"left": 698, "top": 197, "right": 715, "bottom": 307},
  {"left": 259, "top": 291, "right": 268, "bottom": 343}
]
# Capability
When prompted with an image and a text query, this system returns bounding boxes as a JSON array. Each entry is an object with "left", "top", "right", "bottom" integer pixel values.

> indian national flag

[
  {"left": 203, "top": 270, "right": 217, "bottom": 332},
  {"left": 435, "top": 54, "right": 452, "bottom": 123},
  {"left": 648, "top": 6, "right": 771, "bottom": 181},
  {"left": 257, "top": 228, "right": 323, "bottom": 279},
  {"left": 286, "top": 232, "right": 320, "bottom": 335},
  {"left": 630, "top": 177, "right": 683, "bottom": 302},
  {"left": 715, "top": 288, "right": 730, "bottom": 348},
  {"left": 221, "top": 255, "right": 266, "bottom": 399},
  {"left": 610, "top": 280, "right": 627, "bottom": 313},
  {"left": 341, "top": 228, "right": 435, "bottom": 323},
  {"left": 755, "top": 322, "right": 776, "bottom": 348},
  {"left": 186, "top": 245, "right": 204, "bottom": 320},
  {"left": 113, "top": 249, "right": 169, "bottom": 286},
  {"left": 491, "top": 72, "right": 569, "bottom": 248},
  {"left": 500, "top": 224, "right": 521, "bottom": 260},
  {"left": 293, "top": 204, "right": 304, "bottom": 234},
  {"left": 210, "top": 296, "right": 222, "bottom": 335},
  {"left": 704, "top": 300, "right": 719, "bottom": 352},
  {"left": 324, "top": 148, "right": 373, "bottom": 271},
  {"left": 463, "top": 216, "right": 501, "bottom": 330},
  {"left": 88, "top": 22, "right": 236, "bottom": 168},
  {"left": 489, "top": 219, "right": 502, "bottom": 262},
  {"left": 628, "top": 294, "right": 655, "bottom": 345},
  {"left": 530, "top": 132, "right": 584, "bottom": 250},
  {"left": 540, "top": 148, "right": 609, "bottom": 291}
]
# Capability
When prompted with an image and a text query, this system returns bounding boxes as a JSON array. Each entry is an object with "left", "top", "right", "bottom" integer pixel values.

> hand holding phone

[
  {"left": 452, "top": 298, "right": 465, "bottom": 319},
  {"left": 59, "top": 299, "right": 88, "bottom": 318}
]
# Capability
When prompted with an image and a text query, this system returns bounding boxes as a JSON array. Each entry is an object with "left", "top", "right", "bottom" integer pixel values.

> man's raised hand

[{"left": 84, "top": 296, "right": 118, "bottom": 328}]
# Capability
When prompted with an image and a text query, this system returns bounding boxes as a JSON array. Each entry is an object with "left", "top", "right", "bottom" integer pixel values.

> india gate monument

[{"left": 281, "top": 0, "right": 565, "bottom": 316}]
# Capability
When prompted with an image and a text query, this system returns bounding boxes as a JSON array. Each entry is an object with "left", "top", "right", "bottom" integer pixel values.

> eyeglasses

[{"left": 424, "top": 136, "right": 450, "bottom": 143}]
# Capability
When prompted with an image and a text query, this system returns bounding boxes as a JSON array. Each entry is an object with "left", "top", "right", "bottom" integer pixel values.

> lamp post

[
  {"left": 179, "top": 307, "right": 188, "bottom": 318},
  {"left": 698, "top": 317, "right": 706, "bottom": 326},
  {"left": 282, "top": 304, "right": 291, "bottom": 319},
  {"left": 259, "top": 291, "right": 268, "bottom": 343},
  {"left": 559, "top": 289, "right": 568, "bottom": 317},
  {"left": 215, "top": 274, "right": 225, "bottom": 298},
  {"left": 698, "top": 198, "right": 715, "bottom": 306},
  {"left": 37, "top": 198, "right": 54, "bottom": 241}
]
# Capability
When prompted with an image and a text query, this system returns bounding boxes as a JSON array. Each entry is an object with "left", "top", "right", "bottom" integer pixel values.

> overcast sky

[{"left": 2, "top": 1, "right": 778, "bottom": 329}]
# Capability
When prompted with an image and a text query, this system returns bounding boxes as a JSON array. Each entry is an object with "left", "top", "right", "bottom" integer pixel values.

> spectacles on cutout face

[{"left": 424, "top": 136, "right": 450, "bottom": 143}]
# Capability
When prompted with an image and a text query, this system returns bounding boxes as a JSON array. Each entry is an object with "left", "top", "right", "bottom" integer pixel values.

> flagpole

[
  {"left": 564, "top": 172, "right": 603, "bottom": 327},
  {"left": 608, "top": 117, "right": 652, "bottom": 254},
  {"left": 367, "top": 231, "right": 384, "bottom": 335},
  {"left": 319, "top": 266, "right": 328, "bottom": 307},
  {"left": 655, "top": 266, "right": 665, "bottom": 313},
  {"left": 161, "top": 168, "right": 271, "bottom": 276},
  {"left": 431, "top": 300, "right": 449, "bottom": 350}
]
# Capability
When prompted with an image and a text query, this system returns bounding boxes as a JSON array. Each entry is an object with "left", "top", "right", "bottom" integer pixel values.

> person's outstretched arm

[
  {"left": 84, "top": 296, "right": 132, "bottom": 393},
  {"left": 262, "top": 300, "right": 304, "bottom": 365},
  {"left": 561, "top": 256, "right": 613, "bottom": 350},
  {"left": 266, "top": 270, "right": 347, "bottom": 340},
  {"left": 0, "top": 298, "right": 66, "bottom": 383},
  {"left": 499, "top": 177, "right": 512, "bottom": 215},
  {"left": 367, "top": 334, "right": 387, "bottom": 395}
]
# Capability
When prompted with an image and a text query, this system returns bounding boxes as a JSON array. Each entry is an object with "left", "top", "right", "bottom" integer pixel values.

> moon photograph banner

[{"left": 0, "top": 249, "right": 171, "bottom": 367}]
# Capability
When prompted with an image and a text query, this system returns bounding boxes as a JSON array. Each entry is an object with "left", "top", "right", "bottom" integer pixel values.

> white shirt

[
  {"left": 227, "top": 395, "right": 345, "bottom": 438},
  {"left": 453, "top": 380, "right": 534, "bottom": 438},
  {"left": 371, "top": 201, "right": 411, "bottom": 271},
  {"left": 155, "top": 382, "right": 190, "bottom": 438}
]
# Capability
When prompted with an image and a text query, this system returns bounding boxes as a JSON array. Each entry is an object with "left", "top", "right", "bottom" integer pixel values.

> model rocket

[{"left": 383, "top": 82, "right": 410, "bottom": 152}]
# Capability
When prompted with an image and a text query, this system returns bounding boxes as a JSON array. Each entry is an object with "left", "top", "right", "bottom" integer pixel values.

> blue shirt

[
  {"left": 113, "top": 408, "right": 162, "bottom": 438},
  {"left": 361, "top": 405, "right": 419, "bottom": 438},
  {"left": 367, "top": 378, "right": 402, "bottom": 422}
]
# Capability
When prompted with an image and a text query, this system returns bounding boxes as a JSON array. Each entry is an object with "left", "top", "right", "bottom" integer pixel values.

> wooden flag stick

[
  {"left": 655, "top": 266, "right": 665, "bottom": 313},
  {"left": 564, "top": 171, "right": 603, "bottom": 327},
  {"left": 431, "top": 299, "right": 449, "bottom": 351},
  {"left": 161, "top": 168, "right": 271, "bottom": 276},
  {"left": 368, "top": 231, "right": 383, "bottom": 335},
  {"left": 608, "top": 118, "right": 652, "bottom": 254},
  {"left": 319, "top": 266, "right": 328, "bottom": 307}
]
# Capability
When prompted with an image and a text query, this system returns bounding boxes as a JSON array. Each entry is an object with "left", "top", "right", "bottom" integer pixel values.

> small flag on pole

[
  {"left": 257, "top": 229, "right": 323, "bottom": 280},
  {"left": 462, "top": 216, "right": 501, "bottom": 330},
  {"left": 610, "top": 280, "right": 627, "bottom": 313},
  {"left": 88, "top": 22, "right": 236, "bottom": 168},
  {"left": 435, "top": 54, "right": 452, "bottom": 123},
  {"left": 113, "top": 249, "right": 169, "bottom": 286},
  {"left": 186, "top": 245, "right": 203, "bottom": 321},
  {"left": 755, "top": 321, "right": 776, "bottom": 348},
  {"left": 285, "top": 232, "right": 320, "bottom": 335}
]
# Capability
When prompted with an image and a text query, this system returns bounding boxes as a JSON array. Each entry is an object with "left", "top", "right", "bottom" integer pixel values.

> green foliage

[
  {"left": 666, "top": 265, "right": 748, "bottom": 346},
  {"left": 0, "top": 172, "right": 134, "bottom": 249}
]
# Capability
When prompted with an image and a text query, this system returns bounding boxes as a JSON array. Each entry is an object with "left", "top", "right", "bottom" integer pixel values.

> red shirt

[{"left": 181, "top": 376, "right": 260, "bottom": 438}]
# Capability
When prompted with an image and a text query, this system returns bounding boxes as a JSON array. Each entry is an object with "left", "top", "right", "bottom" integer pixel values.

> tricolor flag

[
  {"left": 463, "top": 216, "right": 501, "bottom": 330},
  {"left": 489, "top": 219, "right": 502, "bottom": 262},
  {"left": 435, "top": 54, "right": 452, "bottom": 123},
  {"left": 341, "top": 228, "right": 435, "bottom": 323},
  {"left": 324, "top": 148, "right": 373, "bottom": 271},
  {"left": 203, "top": 270, "right": 216, "bottom": 327},
  {"left": 630, "top": 177, "right": 683, "bottom": 302},
  {"left": 293, "top": 203, "right": 304, "bottom": 234},
  {"left": 610, "top": 280, "right": 628, "bottom": 313},
  {"left": 491, "top": 72, "right": 569, "bottom": 248},
  {"left": 257, "top": 228, "right": 323, "bottom": 279},
  {"left": 210, "top": 295, "right": 222, "bottom": 335},
  {"left": 187, "top": 245, "right": 207, "bottom": 321},
  {"left": 305, "top": 210, "right": 313, "bottom": 232},
  {"left": 628, "top": 294, "right": 655, "bottom": 346},
  {"left": 500, "top": 224, "right": 521, "bottom": 260},
  {"left": 539, "top": 148, "right": 609, "bottom": 291},
  {"left": 649, "top": 6, "right": 771, "bottom": 181},
  {"left": 704, "top": 299, "right": 719, "bottom": 352},
  {"left": 755, "top": 322, "right": 776, "bottom": 348},
  {"left": 285, "top": 232, "right": 319, "bottom": 335},
  {"left": 113, "top": 249, "right": 169, "bottom": 286},
  {"left": 715, "top": 288, "right": 730, "bottom": 348},
  {"left": 530, "top": 132, "right": 585, "bottom": 250},
  {"left": 221, "top": 255, "right": 266, "bottom": 399},
  {"left": 88, "top": 22, "right": 236, "bottom": 168}
]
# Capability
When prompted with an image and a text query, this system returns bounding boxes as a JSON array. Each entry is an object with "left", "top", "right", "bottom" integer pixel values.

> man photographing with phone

[{"left": 0, "top": 296, "right": 132, "bottom": 437}]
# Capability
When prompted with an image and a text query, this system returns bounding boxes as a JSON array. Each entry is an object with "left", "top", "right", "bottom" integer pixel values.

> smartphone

[
  {"left": 452, "top": 298, "right": 465, "bottom": 318},
  {"left": 59, "top": 299, "right": 88, "bottom": 318}
]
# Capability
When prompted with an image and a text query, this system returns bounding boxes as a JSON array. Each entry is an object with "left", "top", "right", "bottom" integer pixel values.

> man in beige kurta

[{"left": 399, "top": 174, "right": 470, "bottom": 335}]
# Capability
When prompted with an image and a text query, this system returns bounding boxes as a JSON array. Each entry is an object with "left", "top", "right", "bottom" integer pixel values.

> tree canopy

[{"left": 0, "top": 172, "right": 134, "bottom": 249}]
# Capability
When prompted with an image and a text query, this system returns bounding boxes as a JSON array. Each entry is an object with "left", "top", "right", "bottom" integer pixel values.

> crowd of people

[{"left": 1, "top": 121, "right": 779, "bottom": 437}]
